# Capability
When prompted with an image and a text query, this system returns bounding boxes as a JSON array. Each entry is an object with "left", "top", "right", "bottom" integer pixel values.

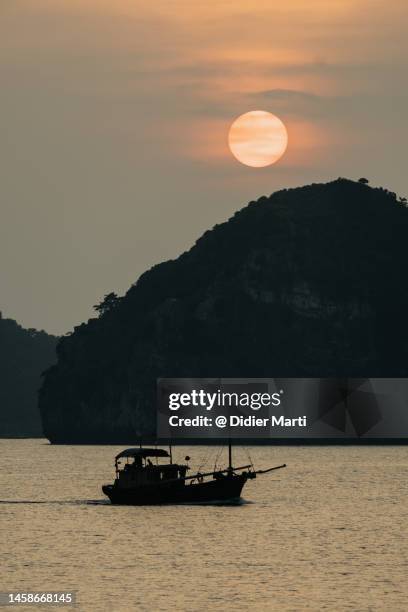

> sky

[{"left": 1, "top": 0, "right": 407, "bottom": 335}]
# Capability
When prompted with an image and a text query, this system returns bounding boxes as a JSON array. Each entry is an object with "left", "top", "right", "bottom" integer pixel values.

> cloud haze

[{"left": 1, "top": 0, "right": 407, "bottom": 333}]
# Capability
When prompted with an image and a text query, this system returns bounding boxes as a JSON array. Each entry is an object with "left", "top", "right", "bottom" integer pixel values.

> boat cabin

[{"left": 115, "top": 448, "right": 188, "bottom": 488}]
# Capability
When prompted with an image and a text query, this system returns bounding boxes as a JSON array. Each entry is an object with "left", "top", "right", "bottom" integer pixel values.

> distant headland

[{"left": 0, "top": 313, "right": 57, "bottom": 437}]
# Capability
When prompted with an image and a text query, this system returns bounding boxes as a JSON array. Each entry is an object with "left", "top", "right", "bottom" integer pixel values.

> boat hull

[{"left": 102, "top": 473, "right": 247, "bottom": 505}]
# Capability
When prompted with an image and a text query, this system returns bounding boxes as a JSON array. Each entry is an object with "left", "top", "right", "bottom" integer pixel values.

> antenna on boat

[
  {"left": 228, "top": 393, "right": 232, "bottom": 472},
  {"left": 227, "top": 381, "right": 232, "bottom": 472},
  {"left": 169, "top": 444, "right": 173, "bottom": 463}
]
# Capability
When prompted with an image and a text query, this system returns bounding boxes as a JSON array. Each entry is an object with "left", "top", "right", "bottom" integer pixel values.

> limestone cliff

[
  {"left": 39, "top": 179, "right": 408, "bottom": 442},
  {"left": 0, "top": 314, "right": 57, "bottom": 437}
]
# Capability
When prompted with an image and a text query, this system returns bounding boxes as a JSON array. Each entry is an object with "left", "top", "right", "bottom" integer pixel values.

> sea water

[{"left": 1, "top": 440, "right": 407, "bottom": 611}]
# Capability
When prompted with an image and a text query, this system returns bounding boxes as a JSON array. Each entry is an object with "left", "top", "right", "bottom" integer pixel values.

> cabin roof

[{"left": 115, "top": 448, "right": 170, "bottom": 460}]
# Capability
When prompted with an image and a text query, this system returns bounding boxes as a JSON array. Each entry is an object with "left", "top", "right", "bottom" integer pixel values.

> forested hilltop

[
  {"left": 39, "top": 179, "right": 408, "bottom": 443},
  {"left": 0, "top": 314, "right": 57, "bottom": 437}
]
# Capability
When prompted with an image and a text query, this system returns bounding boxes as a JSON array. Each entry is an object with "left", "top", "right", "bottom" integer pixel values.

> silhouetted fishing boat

[{"left": 102, "top": 444, "right": 286, "bottom": 505}]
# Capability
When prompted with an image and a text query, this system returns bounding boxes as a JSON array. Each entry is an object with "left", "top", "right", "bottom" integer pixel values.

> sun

[{"left": 228, "top": 110, "right": 288, "bottom": 168}]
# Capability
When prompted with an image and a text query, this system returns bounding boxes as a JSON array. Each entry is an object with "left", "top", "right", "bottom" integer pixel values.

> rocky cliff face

[
  {"left": 0, "top": 315, "right": 57, "bottom": 437},
  {"left": 39, "top": 179, "right": 408, "bottom": 442}
]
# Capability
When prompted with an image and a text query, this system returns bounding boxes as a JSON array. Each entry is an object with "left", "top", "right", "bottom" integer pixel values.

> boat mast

[
  {"left": 169, "top": 444, "right": 173, "bottom": 463},
  {"left": 228, "top": 390, "right": 232, "bottom": 471}
]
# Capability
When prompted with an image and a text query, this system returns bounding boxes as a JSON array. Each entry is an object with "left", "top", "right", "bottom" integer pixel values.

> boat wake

[
  {"left": 168, "top": 497, "right": 254, "bottom": 507},
  {"left": 0, "top": 499, "right": 110, "bottom": 506},
  {"left": 0, "top": 498, "right": 253, "bottom": 507}
]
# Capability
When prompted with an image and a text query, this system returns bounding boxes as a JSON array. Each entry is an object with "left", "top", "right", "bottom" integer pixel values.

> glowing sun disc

[{"left": 228, "top": 110, "right": 288, "bottom": 167}]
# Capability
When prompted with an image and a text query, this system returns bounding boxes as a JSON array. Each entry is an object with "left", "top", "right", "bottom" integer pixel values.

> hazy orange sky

[{"left": 1, "top": 0, "right": 407, "bottom": 333}]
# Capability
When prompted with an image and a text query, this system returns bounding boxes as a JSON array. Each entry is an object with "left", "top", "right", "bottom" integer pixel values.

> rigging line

[
  {"left": 197, "top": 446, "right": 212, "bottom": 473},
  {"left": 196, "top": 448, "right": 209, "bottom": 472},
  {"left": 213, "top": 444, "right": 224, "bottom": 472},
  {"left": 243, "top": 445, "right": 254, "bottom": 469}
]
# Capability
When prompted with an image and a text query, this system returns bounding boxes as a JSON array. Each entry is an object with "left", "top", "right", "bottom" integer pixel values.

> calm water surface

[{"left": 1, "top": 440, "right": 407, "bottom": 611}]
